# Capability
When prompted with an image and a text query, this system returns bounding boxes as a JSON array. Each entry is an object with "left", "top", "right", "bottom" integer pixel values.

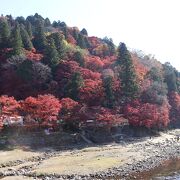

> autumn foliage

[
  {"left": 60, "top": 98, "right": 79, "bottom": 112},
  {"left": 80, "top": 79, "right": 104, "bottom": 106},
  {"left": 0, "top": 95, "right": 20, "bottom": 129},
  {"left": 124, "top": 100, "right": 170, "bottom": 129},
  {"left": 0, "top": 95, "right": 20, "bottom": 117},
  {"left": 0, "top": 13, "right": 179, "bottom": 133},
  {"left": 21, "top": 94, "right": 61, "bottom": 125}
]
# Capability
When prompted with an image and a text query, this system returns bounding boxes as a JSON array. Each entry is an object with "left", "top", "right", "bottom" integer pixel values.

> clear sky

[{"left": 1, "top": 0, "right": 180, "bottom": 70}]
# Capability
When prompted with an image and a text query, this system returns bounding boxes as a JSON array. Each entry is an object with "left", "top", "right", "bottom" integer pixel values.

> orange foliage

[
  {"left": 0, "top": 95, "right": 20, "bottom": 129},
  {"left": 125, "top": 100, "right": 170, "bottom": 129},
  {"left": 92, "top": 44, "right": 109, "bottom": 57},
  {"left": 102, "top": 56, "right": 116, "bottom": 69},
  {"left": 60, "top": 98, "right": 79, "bottom": 111},
  {"left": 21, "top": 94, "right": 61, "bottom": 125},
  {"left": 88, "top": 36, "right": 101, "bottom": 48},
  {"left": 131, "top": 53, "right": 148, "bottom": 84},
  {"left": 79, "top": 67, "right": 101, "bottom": 80},
  {"left": 55, "top": 61, "right": 79, "bottom": 81},
  {"left": 80, "top": 79, "right": 105, "bottom": 106},
  {"left": 25, "top": 49, "right": 43, "bottom": 61},
  {"left": 67, "top": 34, "right": 77, "bottom": 45},
  {"left": 85, "top": 55, "right": 104, "bottom": 72},
  {"left": 0, "top": 95, "right": 20, "bottom": 117}
]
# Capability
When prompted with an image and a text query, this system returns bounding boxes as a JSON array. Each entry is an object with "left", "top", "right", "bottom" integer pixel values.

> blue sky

[{"left": 1, "top": 0, "right": 180, "bottom": 70}]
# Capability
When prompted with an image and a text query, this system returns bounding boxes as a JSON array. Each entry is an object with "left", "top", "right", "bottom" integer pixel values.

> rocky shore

[{"left": 1, "top": 129, "right": 180, "bottom": 179}]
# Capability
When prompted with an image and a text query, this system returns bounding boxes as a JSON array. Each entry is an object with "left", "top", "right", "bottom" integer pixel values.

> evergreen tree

[
  {"left": 26, "top": 15, "right": 35, "bottom": 26},
  {"left": 48, "top": 32, "right": 66, "bottom": 59},
  {"left": 117, "top": 43, "right": 139, "bottom": 101},
  {"left": 73, "top": 28, "right": 79, "bottom": 41},
  {"left": 147, "top": 67, "right": 163, "bottom": 82},
  {"left": 33, "top": 19, "right": 47, "bottom": 51},
  {"left": 77, "top": 34, "right": 86, "bottom": 49},
  {"left": 15, "top": 16, "right": 26, "bottom": 25},
  {"left": 59, "top": 21, "right": 67, "bottom": 28},
  {"left": 52, "top": 21, "right": 58, "bottom": 28},
  {"left": 0, "top": 18, "right": 10, "bottom": 49},
  {"left": 163, "top": 62, "right": 178, "bottom": 92},
  {"left": 20, "top": 24, "right": 33, "bottom": 50},
  {"left": 43, "top": 38, "right": 59, "bottom": 68},
  {"left": 103, "top": 76, "right": 115, "bottom": 108},
  {"left": 26, "top": 21, "right": 33, "bottom": 39},
  {"left": 34, "top": 13, "right": 44, "bottom": 23},
  {"left": 61, "top": 26, "right": 68, "bottom": 39},
  {"left": 84, "top": 36, "right": 91, "bottom": 48},
  {"left": 17, "top": 60, "right": 33, "bottom": 82},
  {"left": 103, "top": 37, "right": 116, "bottom": 56},
  {"left": 6, "top": 15, "right": 14, "bottom": 27},
  {"left": 11, "top": 23, "right": 23, "bottom": 55},
  {"left": 74, "top": 51, "right": 85, "bottom": 67},
  {"left": 44, "top": 18, "right": 51, "bottom": 27},
  {"left": 81, "top": 28, "right": 88, "bottom": 36},
  {"left": 66, "top": 72, "right": 84, "bottom": 101}
]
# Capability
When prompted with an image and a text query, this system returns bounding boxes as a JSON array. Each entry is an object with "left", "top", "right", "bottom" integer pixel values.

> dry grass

[
  {"left": 1, "top": 176, "right": 34, "bottom": 180},
  {"left": 0, "top": 161, "right": 36, "bottom": 172},
  {"left": 0, "top": 149, "right": 40, "bottom": 164},
  {"left": 34, "top": 147, "right": 143, "bottom": 175}
]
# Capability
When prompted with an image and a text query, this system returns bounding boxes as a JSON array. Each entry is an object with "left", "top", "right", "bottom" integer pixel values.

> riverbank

[{"left": 1, "top": 129, "right": 180, "bottom": 179}]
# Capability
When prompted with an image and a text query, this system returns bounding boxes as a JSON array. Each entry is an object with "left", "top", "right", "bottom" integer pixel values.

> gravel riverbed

[{"left": 1, "top": 129, "right": 180, "bottom": 179}]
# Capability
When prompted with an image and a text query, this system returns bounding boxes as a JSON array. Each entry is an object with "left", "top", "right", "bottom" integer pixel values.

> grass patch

[
  {"left": 34, "top": 154, "right": 121, "bottom": 175},
  {"left": 0, "top": 149, "right": 40, "bottom": 164}
]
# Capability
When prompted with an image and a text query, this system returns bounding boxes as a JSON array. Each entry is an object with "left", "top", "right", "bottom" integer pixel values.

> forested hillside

[{"left": 0, "top": 13, "right": 180, "bottom": 131}]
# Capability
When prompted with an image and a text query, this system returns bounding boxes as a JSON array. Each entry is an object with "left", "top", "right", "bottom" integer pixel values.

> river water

[{"left": 132, "top": 158, "right": 180, "bottom": 180}]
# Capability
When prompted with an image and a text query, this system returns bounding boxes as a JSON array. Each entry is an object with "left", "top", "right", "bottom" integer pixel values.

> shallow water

[{"left": 132, "top": 158, "right": 180, "bottom": 180}]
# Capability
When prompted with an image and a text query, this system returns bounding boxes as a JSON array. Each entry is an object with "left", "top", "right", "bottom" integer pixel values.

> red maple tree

[
  {"left": 21, "top": 94, "right": 61, "bottom": 126},
  {"left": 0, "top": 95, "right": 20, "bottom": 129},
  {"left": 124, "top": 100, "right": 170, "bottom": 129},
  {"left": 79, "top": 79, "right": 105, "bottom": 106}
]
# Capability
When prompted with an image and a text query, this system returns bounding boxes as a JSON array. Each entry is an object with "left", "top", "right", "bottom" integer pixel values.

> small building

[{"left": 3, "top": 116, "right": 24, "bottom": 126}]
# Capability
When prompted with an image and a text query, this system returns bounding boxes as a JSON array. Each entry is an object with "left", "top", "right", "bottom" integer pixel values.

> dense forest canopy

[{"left": 0, "top": 13, "right": 180, "bottom": 131}]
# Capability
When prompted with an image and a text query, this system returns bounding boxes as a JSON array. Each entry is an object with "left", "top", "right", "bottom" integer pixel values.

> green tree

[
  {"left": 117, "top": 43, "right": 139, "bottom": 101},
  {"left": 15, "top": 16, "right": 26, "bottom": 25},
  {"left": 74, "top": 51, "right": 85, "bottom": 67},
  {"left": 84, "top": 36, "right": 91, "bottom": 48},
  {"left": 48, "top": 32, "right": 66, "bottom": 59},
  {"left": 26, "top": 21, "right": 33, "bottom": 39},
  {"left": 43, "top": 38, "right": 59, "bottom": 68},
  {"left": 17, "top": 60, "right": 33, "bottom": 82},
  {"left": 61, "top": 26, "right": 68, "bottom": 39},
  {"left": 0, "top": 18, "right": 10, "bottom": 49},
  {"left": 66, "top": 72, "right": 84, "bottom": 101},
  {"left": 103, "top": 37, "right": 116, "bottom": 56},
  {"left": 44, "top": 18, "right": 51, "bottom": 27},
  {"left": 73, "top": 28, "right": 79, "bottom": 41},
  {"left": 6, "top": 15, "right": 14, "bottom": 27},
  {"left": 81, "top": 28, "right": 88, "bottom": 36},
  {"left": 52, "top": 21, "right": 58, "bottom": 28},
  {"left": 20, "top": 24, "right": 33, "bottom": 50},
  {"left": 163, "top": 62, "right": 178, "bottom": 92},
  {"left": 103, "top": 76, "right": 115, "bottom": 108},
  {"left": 146, "top": 67, "right": 163, "bottom": 82},
  {"left": 11, "top": 23, "right": 23, "bottom": 55},
  {"left": 33, "top": 19, "right": 47, "bottom": 51},
  {"left": 77, "top": 34, "right": 86, "bottom": 49}
]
